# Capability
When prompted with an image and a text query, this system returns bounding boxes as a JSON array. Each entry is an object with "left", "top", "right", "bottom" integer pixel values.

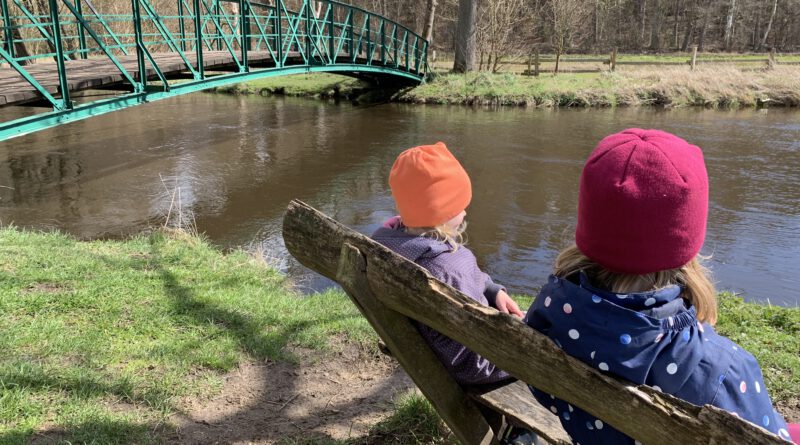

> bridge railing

[{"left": 0, "top": 0, "right": 427, "bottom": 111}]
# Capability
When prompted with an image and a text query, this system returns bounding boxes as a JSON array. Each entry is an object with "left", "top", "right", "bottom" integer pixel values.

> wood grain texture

[
  {"left": 282, "top": 200, "right": 787, "bottom": 445},
  {"left": 468, "top": 380, "right": 571, "bottom": 445},
  {"left": 336, "top": 243, "right": 495, "bottom": 445}
]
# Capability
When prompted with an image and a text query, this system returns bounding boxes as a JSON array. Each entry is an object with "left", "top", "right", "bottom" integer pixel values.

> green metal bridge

[{"left": 0, "top": 0, "right": 428, "bottom": 142}]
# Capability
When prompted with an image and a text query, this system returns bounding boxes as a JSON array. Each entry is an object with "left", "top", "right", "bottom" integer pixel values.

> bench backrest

[{"left": 282, "top": 200, "right": 786, "bottom": 445}]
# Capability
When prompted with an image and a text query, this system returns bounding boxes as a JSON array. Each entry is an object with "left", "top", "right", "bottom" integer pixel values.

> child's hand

[{"left": 494, "top": 290, "right": 524, "bottom": 318}]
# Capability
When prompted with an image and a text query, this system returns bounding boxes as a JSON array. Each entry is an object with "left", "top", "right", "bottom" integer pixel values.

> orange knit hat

[{"left": 389, "top": 142, "right": 472, "bottom": 228}]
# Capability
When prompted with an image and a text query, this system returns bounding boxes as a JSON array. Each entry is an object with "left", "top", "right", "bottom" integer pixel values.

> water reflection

[{"left": 0, "top": 94, "right": 798, "bottom": 306}]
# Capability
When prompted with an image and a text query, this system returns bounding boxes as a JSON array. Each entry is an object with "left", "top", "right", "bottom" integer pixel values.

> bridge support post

[
  {"left": 74, "top": 0, "right": 87, "bottom": 59},
  {"left": 47, "top": 0, "right": 71, "bottom": 109},
  {"left": 276, "top": 0, "right": 283, "bottom": 67},
  {"left": 178, "top": 0, "right": 186, "bottom": 51},
  {"left": 1, "top": 0, "right": 14, "bottom": 59},
  {"left": 131, "top": 0, "right": 147, "bottom": 91},
  {"left": 239, "top": 0, "right": 248, "bottom": 70},
  {"left": 365, "top": 14, "right": 371, "bottom": 64},
  {"left": 304, "top": 0, "right": 311, "bottom": 64},
  {"left": 380, "top": 19, "right": 385, "bottom": 65},
  {"left": 193, "top": 0, "right": 204, "bottom": 78},
  {"left": 328, "top": 2, "right": 334, "bottom": 63}
]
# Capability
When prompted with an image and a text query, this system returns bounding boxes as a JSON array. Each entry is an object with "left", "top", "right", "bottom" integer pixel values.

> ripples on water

[{"left": 0, "top": 94, "right": 798, "bottom": 306}]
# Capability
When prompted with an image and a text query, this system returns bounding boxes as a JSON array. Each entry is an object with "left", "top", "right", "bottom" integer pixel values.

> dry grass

[
  {"left": 613, "top": 65, "right": 800, "bottom": 107},
  {"left": 403, "top": 65, "right": 800, "bottom": 108}
]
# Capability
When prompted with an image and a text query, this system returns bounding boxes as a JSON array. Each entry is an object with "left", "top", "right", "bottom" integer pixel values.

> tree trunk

[
  {"left": 424, "top": 0, "right": 437, "bottom": 44},
  {"left": 649, "top": 0, "right": 663, "bottom": 50},
  {"left": 6, "top": 17, "right": 33, "bottom": 65},
  {"left": 723, "top": 0, "right": 737, "bottom": 50},
  {"left": 639, "top": 0, "right": 648, "bottom": 46},
  {"left": 554, "top": 48, "right": 561, "bottom": 75},
  {"left": 680, "top": 0, "right": 696, "bottom": 51},
  {"left": 672, "top": 0, "right": 682, "bottom": 49},
  {"left": 453, "top": 0, "right": 477, "bottom": 72},
  {"left": 758, "top": 0, "right": 778, "bottom": 50},
  {"left": 698, "top": 8, "right": 708, "bottom": 51}
]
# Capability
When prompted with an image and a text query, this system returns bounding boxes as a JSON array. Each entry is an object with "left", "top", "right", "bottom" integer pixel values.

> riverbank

[
  {"left": 216, "top": 65, "right": 800, "bottom": 108},
  {"left": 1, "top": 228, "right": 797, "bottom": 443}
]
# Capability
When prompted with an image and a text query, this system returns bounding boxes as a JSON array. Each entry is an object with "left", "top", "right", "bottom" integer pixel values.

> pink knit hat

[{"left": 575, "top": 129, "right": 709, "bottom": 275}]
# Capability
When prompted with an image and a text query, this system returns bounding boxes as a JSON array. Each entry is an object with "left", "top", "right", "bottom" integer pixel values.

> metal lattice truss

[{"left": 0, "top": 0, "right": 428, "bottom": 141}]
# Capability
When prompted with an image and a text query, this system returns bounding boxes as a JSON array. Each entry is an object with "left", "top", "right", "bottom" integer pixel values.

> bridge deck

[{"left": 0, "top": 50, "right": 364, "bottom": 106}]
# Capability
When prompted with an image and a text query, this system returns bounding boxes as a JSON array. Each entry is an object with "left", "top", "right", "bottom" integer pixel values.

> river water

[{"left": 1, "top": 93, "right": 798, "bottom": 306}]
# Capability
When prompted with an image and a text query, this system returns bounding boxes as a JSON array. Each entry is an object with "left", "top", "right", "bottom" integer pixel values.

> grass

[
  {"left": 213, "top": 73, "right": 367, "bottom": 99},
  {"left": 401, "top": 66, "right": 800, "bottom": 108},
  {"left": 716, "top": 293, "right": 800, "bottom": 405},
  {"left": 1, "top": 228, "right": 797, "bottom": 444},
  {"left": 0, "top": 227, "right": 373, "bottom": 444}
]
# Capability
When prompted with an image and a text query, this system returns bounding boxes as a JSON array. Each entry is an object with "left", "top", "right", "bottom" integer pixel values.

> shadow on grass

[{"left": 5, "top": 236, "right": 415, "bottom": 444}]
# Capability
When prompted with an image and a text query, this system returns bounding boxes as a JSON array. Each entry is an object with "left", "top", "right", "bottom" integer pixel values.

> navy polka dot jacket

[{"left": 524, "top": 273, "right": 792, "bottom": 444}]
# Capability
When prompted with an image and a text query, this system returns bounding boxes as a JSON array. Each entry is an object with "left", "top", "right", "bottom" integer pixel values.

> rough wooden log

[
  {"left": 468, "top": 381, "right": 571, "bottom": 445},
  {"left": 336, "top": 242, "right": 495, "bottom": 445},
  {"left": 282, "top": 200, "right": 787, "bottom": 445}
]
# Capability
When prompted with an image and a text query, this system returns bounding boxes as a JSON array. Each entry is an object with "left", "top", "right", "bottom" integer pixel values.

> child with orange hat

[
  {"left": 372, "top": 141, "right": 523, "bottom": 385},
  {"left": 523, "top": 129, "right": 795, "bottom": 444}
]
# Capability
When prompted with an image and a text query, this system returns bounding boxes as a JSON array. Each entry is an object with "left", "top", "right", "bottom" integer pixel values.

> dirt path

[
  {"left": 167, "top": 341, "right": 799, "bottom": 444},
  {"left": 169, "top": 344, "right": 415, "bottom": 444}
]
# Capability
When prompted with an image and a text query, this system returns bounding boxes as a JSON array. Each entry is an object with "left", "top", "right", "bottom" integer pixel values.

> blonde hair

[
  {"left": 405, "top": 220, "right": 468, "bottom": 251},
  {"left": 554, "top": 244, "right": 718, "bottom": 325}
]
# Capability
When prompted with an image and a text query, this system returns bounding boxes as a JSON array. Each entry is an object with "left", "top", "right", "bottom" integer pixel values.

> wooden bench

[{"left": 282, "top": 200, "right": 787, "bottom": 445}]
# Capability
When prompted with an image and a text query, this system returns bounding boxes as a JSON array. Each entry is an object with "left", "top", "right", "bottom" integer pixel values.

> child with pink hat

[{"left": 523, "top": 129, "right": 795, "bottom": 443}]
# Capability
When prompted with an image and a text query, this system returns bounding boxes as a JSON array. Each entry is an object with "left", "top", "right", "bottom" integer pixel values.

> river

[{"left": 1, "top": 93, "right": 798, "bottom": 306}]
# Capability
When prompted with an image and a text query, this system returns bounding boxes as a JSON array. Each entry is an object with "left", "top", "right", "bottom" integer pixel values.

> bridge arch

[{"left": 0, "top": 0, "right": 428, "bottom": 141}]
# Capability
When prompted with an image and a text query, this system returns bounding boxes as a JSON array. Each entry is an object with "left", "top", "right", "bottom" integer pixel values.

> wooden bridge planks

[{"left": 0, "top": 50, "right": 299, "bottom": 106}]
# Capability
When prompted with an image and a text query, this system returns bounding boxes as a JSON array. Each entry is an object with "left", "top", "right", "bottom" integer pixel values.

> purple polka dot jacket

[
  {"left": 372, "top": 220, "right": 511, "bottom": 385},
  {"left": 524, "top": 272, "right": 792, "bottom": 444}
]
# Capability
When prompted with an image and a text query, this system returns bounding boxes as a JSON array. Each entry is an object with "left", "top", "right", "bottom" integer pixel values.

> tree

[
  {"left": 545, "top": 0, "right": 590, "bottom": 74},
  {"left": 453, "top": 0, "right": 478, "bottom": 72},
  {"left": 424, "top": 0, "right": 438, "bottom": 44},
  {"left": 758, "top": 0, "right": 778, "bottom": 50}
]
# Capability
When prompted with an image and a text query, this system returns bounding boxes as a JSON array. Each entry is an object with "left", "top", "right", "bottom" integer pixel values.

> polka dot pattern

[{"left": 523, "top": 271, "right": 791, "bottom": 443}]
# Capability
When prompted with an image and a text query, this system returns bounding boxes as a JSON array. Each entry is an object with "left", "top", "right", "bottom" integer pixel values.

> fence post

[
  {"left": 768, "top": 47, "right": 776, "bottom": 69},
  {"left": 610, "top": 47, "right": 617, "bottom": 72},
  {"left": 690, "top": 45, "right": 698, "bottom": 70},
  {"left": 527, "top": 53, "right": 531, "bottom": 75},
  {"left": 533, "top": 46, "right": 539, "bottom": 77},
  {"left": 1, "top": 0, "right": 15, "bottom": 59}
]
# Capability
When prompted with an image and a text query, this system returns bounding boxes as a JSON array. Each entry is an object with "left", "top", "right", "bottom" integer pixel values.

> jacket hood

[{"left": 524, "top": 273, "right": 707, "bottom": 392}]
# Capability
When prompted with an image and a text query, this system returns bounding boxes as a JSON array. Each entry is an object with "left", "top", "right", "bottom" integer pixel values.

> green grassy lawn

[
  {"left": 214, "top": 73, "right": 365, "bottom": 97},
  {"left": 1, "top": 228, "right": 797, "bottom": 443},
  {"left": 0, "top": 228, "right": 372, "bottom": 444}
]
